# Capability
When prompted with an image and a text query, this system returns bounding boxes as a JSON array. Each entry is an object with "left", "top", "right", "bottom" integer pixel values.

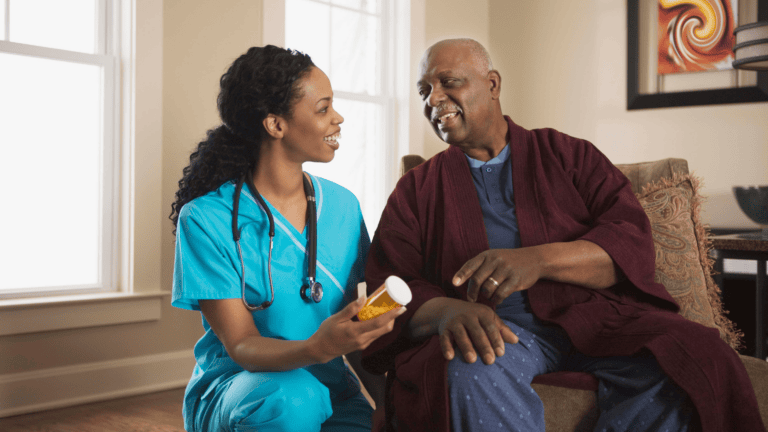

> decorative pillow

[{"left": 636, "top": 173, "right": 742, "bottom": 350}]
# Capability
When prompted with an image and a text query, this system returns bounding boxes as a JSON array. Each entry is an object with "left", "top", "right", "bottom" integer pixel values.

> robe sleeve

[
  {"left": 361, "top": 169, "right": 447, "bottom": 374},
  {"left": 550, "top": 130, "right": 677, "bottom": 309}
]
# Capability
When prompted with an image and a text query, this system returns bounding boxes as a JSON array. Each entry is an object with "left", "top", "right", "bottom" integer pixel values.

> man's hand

[
  {"left": 453, "top": 249, "right": 544, "bottom": 305},
  {"left": 437, "top": 299, "right": 518, "bottom": 364}
]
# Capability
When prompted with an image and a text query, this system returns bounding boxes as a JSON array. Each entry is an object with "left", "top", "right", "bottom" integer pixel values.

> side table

[{"left": 710, "top": 233, "right": 768, "bottom": 360}]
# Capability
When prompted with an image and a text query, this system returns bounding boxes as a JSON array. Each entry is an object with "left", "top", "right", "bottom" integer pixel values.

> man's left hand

[{"left": 452, "top": 248, "right": 543, "bottom": 305}]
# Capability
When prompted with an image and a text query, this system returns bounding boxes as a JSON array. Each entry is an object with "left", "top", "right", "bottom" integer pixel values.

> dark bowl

[{"left": 732, "top": 186, "right": 768, "bottom": 225}]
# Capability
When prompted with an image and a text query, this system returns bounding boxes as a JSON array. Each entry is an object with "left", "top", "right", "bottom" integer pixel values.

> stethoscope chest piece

[{"left": 301, "top": 280, "right": 323, "bottom": 303}]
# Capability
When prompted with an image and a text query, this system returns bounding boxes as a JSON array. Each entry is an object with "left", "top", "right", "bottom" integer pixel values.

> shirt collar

[{"left": 464, "top": 143, "right": 510, "bottom": 168}]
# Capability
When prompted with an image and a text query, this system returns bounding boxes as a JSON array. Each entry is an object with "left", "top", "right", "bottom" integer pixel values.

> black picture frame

[{"left": 627, "top": 0, "right": 768, "bottom": 110}]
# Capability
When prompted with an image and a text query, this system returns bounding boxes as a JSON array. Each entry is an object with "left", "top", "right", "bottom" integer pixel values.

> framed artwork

[{"left": 628, "top": 0, "right": 768, "bottom": 109}]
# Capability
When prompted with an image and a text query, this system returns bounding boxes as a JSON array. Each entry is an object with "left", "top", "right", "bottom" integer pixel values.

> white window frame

[
  {"left": 264, "top": 0, "right": 412, "bottom": 224},
  {"left": 0, "top": 0, "right": 166, "bottom": 336},
  {"left": 0, "top": 0, "right": 119, "bottom": 299}
]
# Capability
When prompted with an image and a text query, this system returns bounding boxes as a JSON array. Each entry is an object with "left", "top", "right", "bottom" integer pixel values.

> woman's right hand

[{"left": 308, "top": 296, "right": 407, "bottom": 364}]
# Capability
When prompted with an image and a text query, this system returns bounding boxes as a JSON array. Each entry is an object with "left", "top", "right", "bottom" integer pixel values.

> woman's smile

[{"left": 324, "top": 132, "right": 341, "bottom": 150}]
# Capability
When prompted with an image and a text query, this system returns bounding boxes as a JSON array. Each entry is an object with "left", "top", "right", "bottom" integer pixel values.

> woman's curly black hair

[{"left": 170, "top": 45, "right": 314, "bottom": 229}]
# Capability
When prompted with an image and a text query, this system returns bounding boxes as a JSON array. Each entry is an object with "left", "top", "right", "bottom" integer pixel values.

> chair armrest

[{"left": 741, "top": 354, "right": 768, "bottom": 427}]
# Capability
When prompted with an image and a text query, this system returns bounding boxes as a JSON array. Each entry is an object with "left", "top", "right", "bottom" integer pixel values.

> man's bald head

[{"left": 422, "top": 38, "right": 494, "bottom": 74}]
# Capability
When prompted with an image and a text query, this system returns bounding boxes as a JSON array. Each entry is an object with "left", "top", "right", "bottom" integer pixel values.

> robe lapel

[
  {"left": 442, "top": 146, "right": 488, "bottom": 266},
  {"left": 506, "top": 117, "right": 550, "bottom": 248}
]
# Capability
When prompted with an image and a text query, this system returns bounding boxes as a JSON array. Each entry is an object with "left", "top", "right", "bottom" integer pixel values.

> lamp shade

[{"left": 733, "top": 21, "right": 768, "bottom": 71}]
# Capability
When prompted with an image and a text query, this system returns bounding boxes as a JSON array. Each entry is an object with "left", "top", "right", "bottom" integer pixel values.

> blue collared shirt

[
  {"left": 464, "top": 144, "right": 521, "bottom": 250},
  {"left": 465, "top": 144, "right": 529, "bottom": 312}
]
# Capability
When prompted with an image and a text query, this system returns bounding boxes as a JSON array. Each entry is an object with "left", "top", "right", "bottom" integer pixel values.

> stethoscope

[{"left": 231, "top": 171, "right": 323, "bottom": 311}]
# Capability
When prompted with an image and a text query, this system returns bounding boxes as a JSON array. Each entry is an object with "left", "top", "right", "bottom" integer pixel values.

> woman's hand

[
  {"left": 308, "top": 296, "right": 407, "bottom": 364},
  {"left": 201, "top": 297, "right": 405, "bottom": 372}
]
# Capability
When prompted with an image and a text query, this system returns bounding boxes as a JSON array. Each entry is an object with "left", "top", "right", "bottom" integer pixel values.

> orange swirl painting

[{"left": 658, "top": 0, "right": 738, "bottom": 74}]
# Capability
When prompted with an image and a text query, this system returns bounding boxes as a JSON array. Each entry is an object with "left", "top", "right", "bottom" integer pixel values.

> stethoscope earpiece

[{"left": 233, "top": 172, "right": 320, "bottom": 311}]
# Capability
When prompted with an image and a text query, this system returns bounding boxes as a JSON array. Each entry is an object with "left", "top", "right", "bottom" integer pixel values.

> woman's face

[{"left": 281, "top": 67, "right": 344, "bottom": 164}]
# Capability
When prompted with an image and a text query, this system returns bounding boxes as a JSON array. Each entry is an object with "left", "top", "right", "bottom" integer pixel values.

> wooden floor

[{"left": 0, "top": 388, "right": 186, "bottom": 432}]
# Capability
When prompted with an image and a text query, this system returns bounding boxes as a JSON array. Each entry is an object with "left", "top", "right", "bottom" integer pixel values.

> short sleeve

[{"left": 172, "top": 203, "right": 241, "bottom": 311}]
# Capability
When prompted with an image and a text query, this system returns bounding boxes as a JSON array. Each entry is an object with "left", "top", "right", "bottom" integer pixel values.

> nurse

[{"left": 169, "top": 45, "right": 403, "bottom": 432}]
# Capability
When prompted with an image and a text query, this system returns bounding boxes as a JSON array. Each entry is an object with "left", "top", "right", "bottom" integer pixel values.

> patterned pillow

[{"left": 636, "top": 174, "right": 742, "bottom": 350}]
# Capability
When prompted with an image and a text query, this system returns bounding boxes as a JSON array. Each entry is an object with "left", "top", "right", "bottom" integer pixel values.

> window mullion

[
  {"left": 381, "top": 0, "right": 395, "bottom": 194},
  {"left": 379, "top": 0, "right": 387, "bottom": 97},
  {"left": 4, "top": 0, "right": 9, "bottom": 40},
  {"left": 0, "top": 40, "right": 110, "bottom": 66},
  {"left": 302, "top": 0, "right": 378, "bottom": 17},
  {"left": 96, "top": 0, "right": 106, "bottom": 54},
  {"left": 334, "top": 90, "right": 388, "bottom": 104},
  {"left": 328, "top": 5, "right": 333, "bottom": 81}
]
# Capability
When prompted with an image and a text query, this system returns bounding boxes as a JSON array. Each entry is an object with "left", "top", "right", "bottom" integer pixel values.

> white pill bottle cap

[{"left": 385, "top": 275, "right": 412, "bottom": 305}]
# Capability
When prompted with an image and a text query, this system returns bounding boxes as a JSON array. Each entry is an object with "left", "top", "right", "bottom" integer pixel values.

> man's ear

[
  {"left": 263, "top": 114, "right": 285, "bottom": 139},
  {"left": 488, "top": 70, "right": 502, "bottom": 100}
]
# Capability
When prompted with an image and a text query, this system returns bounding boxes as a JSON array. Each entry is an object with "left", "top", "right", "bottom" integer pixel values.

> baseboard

[{"left": 0, "top": 349, "right": 195, "bottom": 418}]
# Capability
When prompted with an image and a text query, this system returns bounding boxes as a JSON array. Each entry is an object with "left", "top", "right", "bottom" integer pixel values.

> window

[
  {"left": 278, "top": 0, "right": 410, "bottom": 235},
  {"left": 0, "top": 0, "right": 119, "bottom": 298}
]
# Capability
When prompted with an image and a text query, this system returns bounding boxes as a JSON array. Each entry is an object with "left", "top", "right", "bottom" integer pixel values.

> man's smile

[
  {"left": 433, "top": 106, "right": 463, "bottom": 130},
  {"left": 437, "top": 112, "right": 460, "bottom": 130}
]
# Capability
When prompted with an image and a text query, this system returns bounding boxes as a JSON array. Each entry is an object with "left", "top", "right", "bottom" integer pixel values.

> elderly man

[{"left": 361, "top": 39, "right": 764, "bottom": 432}]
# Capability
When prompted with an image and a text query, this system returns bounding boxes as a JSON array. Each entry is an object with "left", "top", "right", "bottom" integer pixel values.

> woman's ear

[{"left": 263, "top": 114, "right": 285, "bottom": 139}]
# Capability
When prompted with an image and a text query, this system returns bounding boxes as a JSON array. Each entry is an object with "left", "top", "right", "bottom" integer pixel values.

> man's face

[{"left": 416, "top": 44, "right": 495, "bottom": 147}]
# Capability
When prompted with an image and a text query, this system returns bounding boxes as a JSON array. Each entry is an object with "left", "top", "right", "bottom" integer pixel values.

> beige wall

[
  {"left": 161, "top": 0, "right": 263, "bottom": 331},
  {"left": 488, "top": 0, "right": 768, "bottom": 229}
]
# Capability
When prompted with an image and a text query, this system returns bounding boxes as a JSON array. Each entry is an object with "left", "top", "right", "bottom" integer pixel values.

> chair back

[
  {"left": 614, "top": 158, "right": 689, "bottom": 194},
  {"left": 400, "top": 155, "right": 426, "bottom": 177}
]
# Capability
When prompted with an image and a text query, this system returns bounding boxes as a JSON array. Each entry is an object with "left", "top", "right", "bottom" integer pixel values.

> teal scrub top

[{"left": 172, "top": 173, "right": 370, "bottom": 404}]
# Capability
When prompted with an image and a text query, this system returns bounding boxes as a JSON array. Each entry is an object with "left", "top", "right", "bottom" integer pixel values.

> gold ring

[{"left": 487, "top": 277, "right": 500, "bottom": 288}]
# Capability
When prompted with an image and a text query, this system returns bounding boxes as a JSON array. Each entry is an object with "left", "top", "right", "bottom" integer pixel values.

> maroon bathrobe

[{"left": 362, "top": 117, "right": 764, "bottom": 432}]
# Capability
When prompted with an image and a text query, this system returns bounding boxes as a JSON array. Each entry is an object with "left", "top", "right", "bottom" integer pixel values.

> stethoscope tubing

[
  {"left": 237, "top": 235, "right": 275, "bottom": 311},
  {"left": 232, "top": 171, "right": 319, "bottom": 311}
]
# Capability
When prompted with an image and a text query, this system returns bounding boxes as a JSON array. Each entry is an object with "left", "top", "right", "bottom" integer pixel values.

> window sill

[{"left": 0, "top": 291, "right": 169, "bottom": 336}]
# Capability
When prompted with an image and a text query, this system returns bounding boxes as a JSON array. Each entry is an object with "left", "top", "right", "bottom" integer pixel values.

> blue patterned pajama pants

[{"left": 448, "top": 308, "right": 696, "bottom": 432}]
